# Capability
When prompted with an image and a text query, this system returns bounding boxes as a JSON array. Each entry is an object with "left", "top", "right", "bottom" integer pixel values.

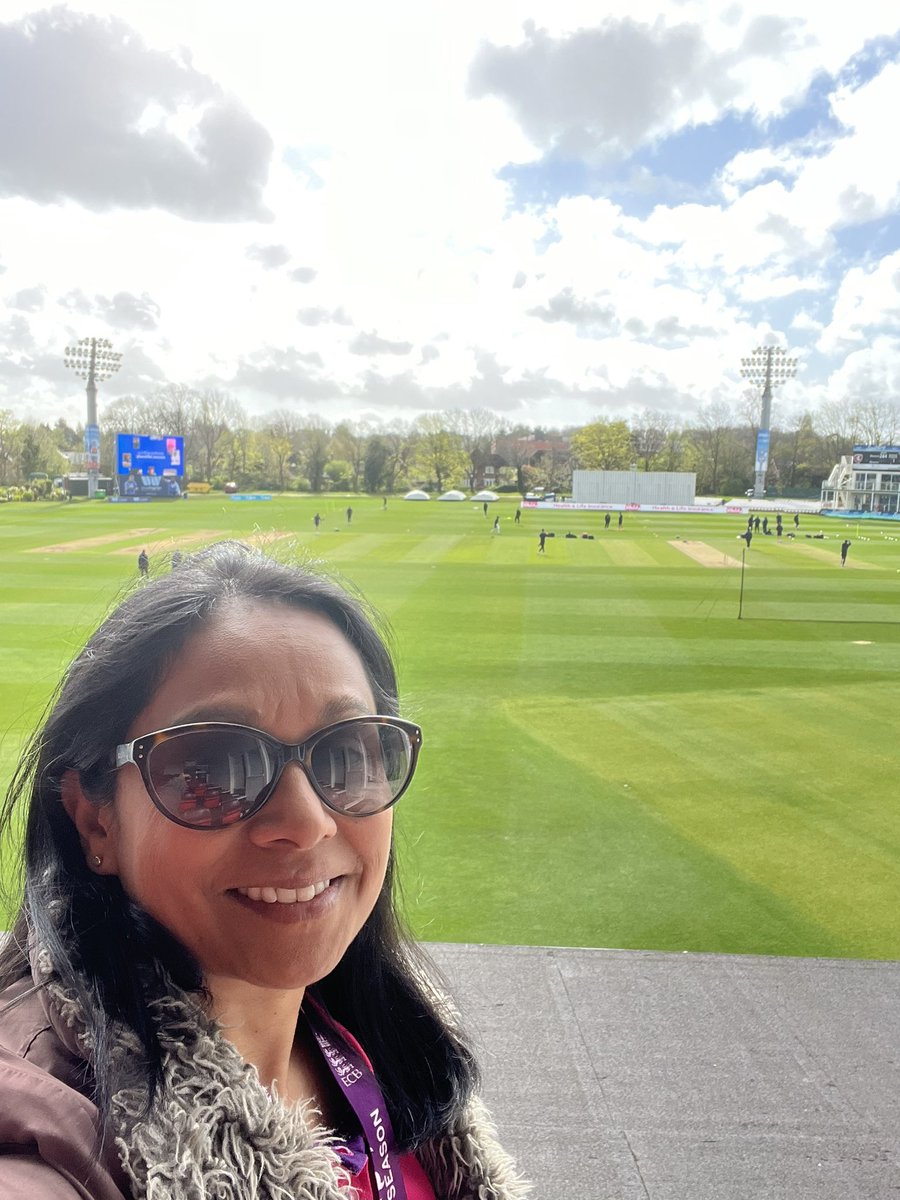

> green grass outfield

[{"left": 2, "top": 494, "right": 900, "bottom": 959}]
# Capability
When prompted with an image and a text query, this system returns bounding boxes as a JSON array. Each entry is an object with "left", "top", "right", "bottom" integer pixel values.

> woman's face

[{"left": 94, "top": 601, "right": 394, "bottom": 993}]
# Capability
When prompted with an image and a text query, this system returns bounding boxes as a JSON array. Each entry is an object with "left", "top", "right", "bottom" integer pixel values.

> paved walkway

[{"left": 429, "top": 943, "right": 900, "bottom": 1200}]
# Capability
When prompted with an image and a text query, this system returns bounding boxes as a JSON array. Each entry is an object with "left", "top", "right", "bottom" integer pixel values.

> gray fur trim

[
  {"left": 36, "top": 950, "right": 531, "bottom": 1200},
  {"left": 110, "top": 994, "right": 352, "bottom": 1200},
  {"left": 42, "top": 967, "right": 352, "bottom": 1200},
  {"left": 419, "top": 1097, "right": 532, "bottom": 1200}
]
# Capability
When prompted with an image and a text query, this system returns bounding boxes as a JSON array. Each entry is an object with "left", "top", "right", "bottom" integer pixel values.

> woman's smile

[
  {"left": 234, "top": 880, "right": 333, "bottom": 903},
  {"left": 227, "top": 877, "right": 343, "bottom": 922}
]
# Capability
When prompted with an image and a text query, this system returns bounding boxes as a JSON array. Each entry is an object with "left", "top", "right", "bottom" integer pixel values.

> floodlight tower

[
  {"left": 739, "top": 344, "right": 797, "bottom": 499},
  {"left": 64, "top": 337, "right": 122, "bottom": 498}
]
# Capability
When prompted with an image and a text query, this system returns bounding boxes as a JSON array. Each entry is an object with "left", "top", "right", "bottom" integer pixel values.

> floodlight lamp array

[
  {"left": 64, "top": 336, "right": 123, "bottom": 382},
  {"left": 739, "top": 344, "right": 797, "bottom": 390}
]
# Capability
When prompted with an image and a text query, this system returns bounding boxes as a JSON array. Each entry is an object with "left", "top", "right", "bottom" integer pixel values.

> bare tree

[
  {"left": 630, "top": 409, "right": 675, "bottom": 470},
  {"left": 494, "top": 427, "right": 537, "bottom": 494},
  {"left": 332, "top": 421, "right": 370, "bottom": 491},
  {"left": 816, "top": 399, "right": 863, "bottom": 462},
  {"left": 687, "top": 402, "right": 734, "bottom": 493},
  {"left": 852, "top": 397, "right": 900, "bottom": 445},
  {"left": 447, "top": 408, "right": 504, "bottom": 485},
  {"left": 99, "top": 395, "right": 152, "bottom": 476},
  {"left": 194, "top": 389, "right": 242, "bottom": 481},
  {"left": 143, "top": 383, "right": 202, "bottom": 471},
  {"left": 536, "top": 442, "right": 574, "bottom": 492},
  {"left": 101, "top": 394, "right": 149, "bottom": 435}
]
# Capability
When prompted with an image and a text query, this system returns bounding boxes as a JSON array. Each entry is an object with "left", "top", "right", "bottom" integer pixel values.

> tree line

[{"left": 2, "top": 385, "right": 898, "bottom": 496}]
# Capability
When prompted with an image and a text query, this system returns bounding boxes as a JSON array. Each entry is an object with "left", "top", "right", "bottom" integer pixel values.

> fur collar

[{"left": 34, "top": 948, "right": 530, "bottom": 1200}]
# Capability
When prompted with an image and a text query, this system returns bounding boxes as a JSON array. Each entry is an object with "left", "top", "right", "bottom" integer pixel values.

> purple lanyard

[{"left": 305, "top": 995, "right": 409, "bottom": 1200}]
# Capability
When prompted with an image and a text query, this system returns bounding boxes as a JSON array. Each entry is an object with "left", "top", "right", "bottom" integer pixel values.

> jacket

[
  {"left": 0, "top": 974, "right": 530, "bottom": 1200},
  {"left": 0, "top": 976, "right": 127, "bottom": 1199}
]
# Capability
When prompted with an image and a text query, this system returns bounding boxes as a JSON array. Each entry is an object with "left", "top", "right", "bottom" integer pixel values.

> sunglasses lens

[
  {"left": 148, "top": 729, "right": 275, "bottom": 828},
  {"left": 310, "top": 721, "right": 414, "bottom": 814}
]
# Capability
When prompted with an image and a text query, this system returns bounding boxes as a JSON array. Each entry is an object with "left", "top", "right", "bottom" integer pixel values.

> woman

[{"left": 0, "top": 542, "right": 528, "bottom": 1199}]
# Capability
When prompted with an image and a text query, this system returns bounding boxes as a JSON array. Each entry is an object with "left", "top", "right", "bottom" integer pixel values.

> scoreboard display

[{"left": 852, "top": 446, "right": 900, "bottom": 466}]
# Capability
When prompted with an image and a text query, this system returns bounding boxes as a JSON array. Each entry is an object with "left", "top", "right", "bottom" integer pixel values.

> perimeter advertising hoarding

[{"left": 116, "top": 433, "right": 184, "bottom": 476}]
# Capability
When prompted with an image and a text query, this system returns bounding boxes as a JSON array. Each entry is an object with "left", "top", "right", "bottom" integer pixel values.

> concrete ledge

[{"left": 428, "top": 943, "right": 900, "bottom": 1200}]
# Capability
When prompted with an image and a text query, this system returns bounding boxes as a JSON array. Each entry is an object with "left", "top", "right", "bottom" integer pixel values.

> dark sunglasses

[{"left": 114, "top": 716, "right": 423, "bottom": 830}]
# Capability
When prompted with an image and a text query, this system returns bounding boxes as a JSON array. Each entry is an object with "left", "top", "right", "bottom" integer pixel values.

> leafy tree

[
  {"left": 325, "top": 459, "right": 354, "bottom": 490},
  {"left": 571, "top": 419, "right": 632, "bottom": 470},
  {"left": 658, "top": 429, "right": 686, "bottom": 472},
  {"left": 380, "top": 421, "right": 415, "bottom": 493},
  {"left": 0, "top": 410, "right": 22, "bottom": 485},
  {"left": 262, "top": 432, "right": 293, "bottom": 491},
  {"left": 19, "top": 424, "right": 56, "bottom": 479},
  {"left": 530, "top": 442, "right": 573, "bottom": 492},
  {"left": 52, "top": 417, "right": 81, "bottom": 451},
  {"left": 363, "top": 435, "right": 390, "bottom": 493},
  {"left": 220, "top": 426, "right": 262, "bottom": 487},
  {"left": 331, "top": 422, "right": 369, "bottom": 492},
  {"left": 297, "top": 419, "right": 331, "bottom": 493},
  {"left": 411, "top": 413, "right": 468, "bottom": 491}
]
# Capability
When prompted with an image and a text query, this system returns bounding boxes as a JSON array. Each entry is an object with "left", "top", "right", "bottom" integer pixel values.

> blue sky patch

[{"left": 833, "top": 213, "right": 900, "bottom": 265}]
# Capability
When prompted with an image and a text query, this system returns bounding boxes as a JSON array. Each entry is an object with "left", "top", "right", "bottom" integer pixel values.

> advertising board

[
  {"left": 84, "top": 424, "right": 100, "bottom": 471},
  {"left": 116, "top": 433, "right": 184, "bottom": 477},
  {"left": 754, "top": 429, "right": 770, "bottom": 473},
  {"left": 115, "top": 433, "right": 184, "bottom": 501}
]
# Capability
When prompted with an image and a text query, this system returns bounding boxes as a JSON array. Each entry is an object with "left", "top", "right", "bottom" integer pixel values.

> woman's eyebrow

[
  {"left": 316, "top": 695, "right": 375, "bottom": 725},
  {"left": 166, "top": 696, "right": 374, "bottom": 731},
  {"left": 166, "top": 705, "right": 256, "bottom": 727}
]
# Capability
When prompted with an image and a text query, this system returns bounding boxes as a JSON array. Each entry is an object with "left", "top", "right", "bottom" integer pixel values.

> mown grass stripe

[{"left": 1, "top": 496, "right": 899, "bottom": 957}]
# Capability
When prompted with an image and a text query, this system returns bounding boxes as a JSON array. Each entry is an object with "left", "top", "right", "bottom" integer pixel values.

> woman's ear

[{"left": 60, "top": 769, "right": 119, "bottom": 875}]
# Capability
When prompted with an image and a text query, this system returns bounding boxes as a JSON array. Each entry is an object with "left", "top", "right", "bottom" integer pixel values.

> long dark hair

[{"left": 0, "top": 541, "right": 477, "bottom": 1149}]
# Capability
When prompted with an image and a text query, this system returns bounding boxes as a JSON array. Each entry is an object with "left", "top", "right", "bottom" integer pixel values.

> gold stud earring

[{"left": 92, "top": 855, "right": 102, "bottom": 868}]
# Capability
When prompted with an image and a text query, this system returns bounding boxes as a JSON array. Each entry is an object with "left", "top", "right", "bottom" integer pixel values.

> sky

[{"left": 1, "top": 0, "right": 899, "bottom": 433}]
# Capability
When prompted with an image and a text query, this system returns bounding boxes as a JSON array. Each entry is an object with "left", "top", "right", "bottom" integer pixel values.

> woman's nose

[{"left": 245, "top": 762, "right": 338, "bottom": 847}]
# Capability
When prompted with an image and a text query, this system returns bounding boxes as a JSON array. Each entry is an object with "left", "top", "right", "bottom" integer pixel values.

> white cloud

[
  {"left": 0, "top": 8, "right": 273, "bottom": 220},
  {"left": 246, "top": 244, "right": 292, "bottom": 269},
  {"left": 0, "top": 1, "right": 898, "bottom": 429},
  {"left": 826, "top": 337, "right": 900, "bottom": 404},
  {"left": 790, "top": 311, "right": 824, "bottom": 334},
  {"left": 818, "top": 251, "right": 900, "bottom": 354}
]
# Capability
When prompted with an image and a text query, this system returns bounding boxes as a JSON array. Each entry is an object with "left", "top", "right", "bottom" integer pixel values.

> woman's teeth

[{"left": 236, "top": 881, "right": 331, "bottom": 904}]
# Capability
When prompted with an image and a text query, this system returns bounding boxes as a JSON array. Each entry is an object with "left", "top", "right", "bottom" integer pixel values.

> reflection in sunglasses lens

[
  {"left": 311, "top": 724, "right": 409, "bottom": 813},
  {"left": 151, "top": 731, "right": 271, "bottom": 828}
]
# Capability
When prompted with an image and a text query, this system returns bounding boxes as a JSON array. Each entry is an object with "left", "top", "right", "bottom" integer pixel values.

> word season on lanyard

[{"left": 306, "top": 997, "right": 408, "bottom": 1200}]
